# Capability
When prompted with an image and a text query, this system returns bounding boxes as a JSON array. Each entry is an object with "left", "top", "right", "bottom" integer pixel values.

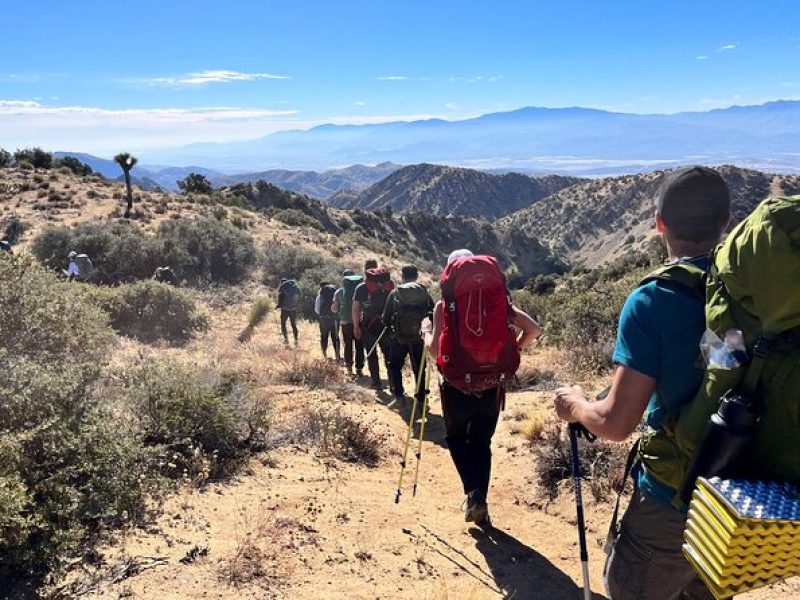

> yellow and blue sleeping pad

[{"left": 682, "top": 477, "right": 800, "bottom": 599}]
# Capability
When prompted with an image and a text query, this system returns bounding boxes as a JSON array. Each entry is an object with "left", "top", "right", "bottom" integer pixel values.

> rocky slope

[
  {"left": 327, "top": 163, "right": 581, "bottom": 219},
  {"left": 499, "top": 166, "right": 800, "bottom": 268},
  {"left": 213, "top": 162, "right": 403, "bottom": 198}
]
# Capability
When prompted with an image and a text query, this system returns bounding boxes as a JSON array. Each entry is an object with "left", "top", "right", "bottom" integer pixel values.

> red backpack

[
  {"left": 362, "top": 268, "right": 395, "bottom": 333},
  {"left": 437, "top": 255, "right": 520, "bottom": 393}
]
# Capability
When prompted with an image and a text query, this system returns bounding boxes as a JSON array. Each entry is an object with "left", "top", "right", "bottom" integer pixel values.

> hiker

[
  {"left": 153, "top": 266, "right": 178, "bottom": 285},
  {"left": 63, "top": 251, "right": 94, "bottom": 282},
  {"left": 423, "top": 249, "right": 541, "bottom": 526},
  {"left": 332, "top": 268, "right": 366, "bottom": 376},
  {"left": 352, "top": 260, "right": 394, "bottom": 390},
  {"left": 276, "top": 277, "right": 301, "bottom": 346},
  {"left": 315, "top": 281, "right": 341, "bottom": 360},
  {"left": 0, "top": 240, "right": 12, "bottom": 255},
  {"left": 382, "top": 264, "right": 434, "bottom": 404},
  {"left": 553, "top": 166, "right": 732, "bottom": 599}
]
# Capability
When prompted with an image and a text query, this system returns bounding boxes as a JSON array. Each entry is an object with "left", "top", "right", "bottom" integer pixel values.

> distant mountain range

[
  {"left": 212, "top": 162, "right": 402, "bottom": 198},
  {"left": 327, "top": 163, "right": 581, "bottom": 219},
  {"left": 498, "top": 165, "right": 800, "bottom": 268},
  {"left": 54, "top": 152, "right": 225, "bottom": 191},
  {"left": 142, "top": 101, "right": 800, "bottom": 174}
]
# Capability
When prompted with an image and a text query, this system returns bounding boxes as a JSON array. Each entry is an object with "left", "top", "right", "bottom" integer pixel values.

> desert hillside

[
  {"left": 499, "top": 165, "right": 800, "bottom": 268},
  {"left": 327, "top": 163, "right": 580, "bottom": 219},
  {"left": 0, "top": 162, "right": 797, "bottom": 600}
]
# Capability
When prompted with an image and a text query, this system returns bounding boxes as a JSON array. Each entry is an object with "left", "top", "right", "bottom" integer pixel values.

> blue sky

[{"left": 1, "top": 0, "right": 798, "bottom": 154}]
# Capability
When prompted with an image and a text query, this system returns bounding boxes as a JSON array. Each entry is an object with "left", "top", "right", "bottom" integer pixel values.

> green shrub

[
  {"left": 266, "top": 207, "right": 324, "bottom": 231},
  {"left": 0, "top": 257, "right": 160, "bottom": 580},
  {"left": 158, "top": 217, "right": 258, "bottom": 284},
  {"left": 54, "top": 156, "right": 93, "bottom": 177},
  {"left": 13, "top": 147, "right": 53, "bottom": 169},
  {"left": 31, "top": 221, "right": 162, "bottom": 283},
  {"left": 0, "top": 148, "right": 11, "bottom": 168},
  {"left": 2, "top": 215, "right": 25, "bottom": 244},
  {"left": 88, "top": 280, "right": 208, "bottom": 344},
  {"left": 123, "top": 362, "right": 268, "bottom": 480},
  {"left": 262, "top": 242, "right": 347, "bottom": 318}
]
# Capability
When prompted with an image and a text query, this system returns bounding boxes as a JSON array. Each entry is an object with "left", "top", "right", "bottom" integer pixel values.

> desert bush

[
  {"left": 0, "top": 148, "right": 12, "bottom": 168},
  {"left": 177, "top": 173, "right": 213, "bottom": 195},
  {"left": 533, "top": 423, "right": 626, "bottom": 502},
  {"left": 279, "top": 355, "right": 344, "bottom": 389},
  {"left": 2, "top": 214, "right": 25, "bottom": 243},
  {"left": 262, "top": 242, "right": 347, "bottom": 318},
  {"left": 124, "top": 362, "right": 269, "bottom": 481},
  {"left": 158, "top": 217, "right": 257, "bottom": 284},
  {"left": 286, "top": 407, "right": 385, "bottom": 467},
  {"left": 0, "top": 257, "right": 160, "bottom": 579},
  {"left": 88, "top": 280, "right": 208, "bottom": 344},
  {"left": 55, "top": 156, "right": 93, "bottom": 176},
  {"left": 266, "top": 207, "right": 324, "bottom": 231},
  {"left": 31, "top": 221, "right": 162, "bottom": 283},
  {"left": 13, "top": 147, "right": 53, "bottom": 169}
]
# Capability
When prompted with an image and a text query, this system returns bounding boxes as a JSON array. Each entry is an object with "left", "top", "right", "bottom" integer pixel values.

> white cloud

[
  {"left": 0, "top": 99, "right": 300, "bottom": 153},
  {"left": 718, "top": 44, "right": 737, "bottom": 51},
  {"left": 354, "top": 100, "right": 367, "bottom": 106},
  {"left": 696, "top": 55, "right": 708, "bottom": 60},
  {"left": 376, "top": 75, "right": 411, "bottom": 81},
  {"left": 444, "top": 102, "right": 459, "bottom": 110},
  {"left": 138, "top": 69, "right": 290, "bottom": 86}
]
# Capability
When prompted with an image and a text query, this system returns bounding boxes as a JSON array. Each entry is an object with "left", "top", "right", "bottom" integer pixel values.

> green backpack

[
  {"left": 339, "top": 275, "right": 363, "bottom": 322},
  {"left": 392, "top": 282, "right": 431, "bottom": 345},
  {"left": 639, "top": 195, "right": 800, "bottom": 504}
]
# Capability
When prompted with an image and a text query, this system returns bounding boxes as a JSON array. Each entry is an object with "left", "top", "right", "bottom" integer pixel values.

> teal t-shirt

[{"left": 612, "top": 259, "right": 707, "bottom": 506}]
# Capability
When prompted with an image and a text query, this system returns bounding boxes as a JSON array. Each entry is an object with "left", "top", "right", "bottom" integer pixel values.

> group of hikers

[{"left": 274, "top": 165, "right": 799, "bottom": 600}]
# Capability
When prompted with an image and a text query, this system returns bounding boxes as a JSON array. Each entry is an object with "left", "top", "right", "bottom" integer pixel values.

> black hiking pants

[
  {"left": 440, "top": 382, "right": 501, "bottom": 500},
  {"left": 319, "top": 317, "right": 340, "bottom": 357},
  {"left": 388, "top": 338, "right": 424, "bottom": 399},
  {"left": 340, "top": 322, "right": 364, "bottom": 371},
  {"left": 280, "top": 309, "right": 298, "bottom": 344},
  {"left": 362, "top": 327, "right": 391, "bottom": 385}
]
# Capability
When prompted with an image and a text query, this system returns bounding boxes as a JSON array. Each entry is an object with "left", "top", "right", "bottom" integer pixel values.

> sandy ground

[{"left": 54, "top": 318, "right": 798, "bottom": 600}]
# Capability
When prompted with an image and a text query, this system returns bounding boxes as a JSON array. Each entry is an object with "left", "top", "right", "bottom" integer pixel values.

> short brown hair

[{"left": 364, "top": 258, "right": 378, "bottom": 271}]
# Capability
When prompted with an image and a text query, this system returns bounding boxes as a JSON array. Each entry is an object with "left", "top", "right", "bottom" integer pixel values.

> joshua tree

[{"left": 113, "top": 152, "right": 138, "bottom": 218}]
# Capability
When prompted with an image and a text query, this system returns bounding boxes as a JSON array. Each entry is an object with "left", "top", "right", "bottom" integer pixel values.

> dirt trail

[{"left": 69, "top": 318, "right": 797, "bottom": 599}]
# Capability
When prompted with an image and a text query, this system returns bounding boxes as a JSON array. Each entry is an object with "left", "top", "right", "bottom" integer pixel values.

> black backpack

[
  {"left": 392, "top": 282, "right": 431, "bottom": 344},
  {"left": 279, "top": 279, "right": 301, "bottom": 311},
  {"left": 319, "top": 284, "right": 337, "bottom": 317}
]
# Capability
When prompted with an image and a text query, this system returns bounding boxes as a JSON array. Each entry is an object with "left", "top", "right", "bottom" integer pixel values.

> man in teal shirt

[{"left": 554, "top": 166, "right": 731, "bottom": 599}]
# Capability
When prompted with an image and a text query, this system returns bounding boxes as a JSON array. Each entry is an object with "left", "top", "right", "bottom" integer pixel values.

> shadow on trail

[
  {"left": 378, "top": 390, "right": 447, "bottom": 448},
  {"left": 470, "top": 525, "right": 609, "bottom": 600}
]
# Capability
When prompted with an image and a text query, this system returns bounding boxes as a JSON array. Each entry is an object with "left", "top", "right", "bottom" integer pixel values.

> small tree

[
  {"left": 114, "top": 152, "right": 138, "bottom": 218},
  {"left": 0, "top": 148, "right": 11, "bottom": 168},
  {"left": 55, "top": 156, "right": 93, "bottom": 177},
  {"left": 13, "top": 147, "right": 53, "bottom": 169},
  {"left": 177, "top": 173, "right": 213, "bottom": 195}
]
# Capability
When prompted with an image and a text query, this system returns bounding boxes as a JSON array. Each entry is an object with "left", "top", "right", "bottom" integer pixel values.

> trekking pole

[
  {"left": 394, "top": 376, "right": 420, "bottom": 504},
  {"left": 365, "top": 326, "right": 388, "bottom": 359},
  {"left": 569, "top": 422, "right": 596, "bottom": 600},
  {"left": 411, "top": 353, "right": 430, "bottom": 497}
]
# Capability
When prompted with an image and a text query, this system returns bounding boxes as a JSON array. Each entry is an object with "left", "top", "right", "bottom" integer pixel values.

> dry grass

[{"left": 219, "top": 513, "right": 299, "bottom": 591}]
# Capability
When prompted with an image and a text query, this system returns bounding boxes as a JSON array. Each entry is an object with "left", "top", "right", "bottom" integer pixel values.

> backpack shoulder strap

[{"left": 640, "top": 261, "right": 706, "bottom": 299}]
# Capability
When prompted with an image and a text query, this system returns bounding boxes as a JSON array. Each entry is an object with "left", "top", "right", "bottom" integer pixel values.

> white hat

[{"left": 447, "top": 249, "right": 474, "bottom": 265}]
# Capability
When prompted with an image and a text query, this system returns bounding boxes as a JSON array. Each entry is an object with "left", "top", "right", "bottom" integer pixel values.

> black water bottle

[{"left": 678, "top": 390, "right": 759, "bottom": 505}]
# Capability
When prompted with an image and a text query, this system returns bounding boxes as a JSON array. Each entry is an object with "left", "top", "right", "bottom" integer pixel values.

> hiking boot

[
  {"left": 370, "top": 379, "right": 383, "bottom": 390},
  {"left": 464, "top": 490, "right": 489, "bottom": 525}
]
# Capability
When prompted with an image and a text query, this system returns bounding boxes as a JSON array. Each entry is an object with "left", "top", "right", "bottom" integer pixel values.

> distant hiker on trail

[
  {"left": 333, "top": 268, "right": 366, "bottom": 376},
  {"left": 382, "top": 264, "right": 434, "bottom": 404},
  {"left": 0, "top": 240, "right": 11, "bottom": 255},
  {"left": 423, "top": 249, "right": 541, "bottom": 527},
  {"left": 353, "top": 260, "right": 395, "bottom": 390},
  {"left": 276, "top": 278, "right": 301, "bottom": 346},
  {"left": 153, "top": 266, "right": 178, "bottom": 286},
  {"left": 63, "top": 251, "right": 94, "bottom": 282},
  {"left": 553, "top": 167, "right": 732, "bottom": 599},
  {"left": 315, "top": 281, "right": 341, "bottom": 360}
]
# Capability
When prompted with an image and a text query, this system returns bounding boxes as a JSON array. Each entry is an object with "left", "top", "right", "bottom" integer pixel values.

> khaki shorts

[{"left": 605, "top": 490, "right": 713, "bottom": 600}]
